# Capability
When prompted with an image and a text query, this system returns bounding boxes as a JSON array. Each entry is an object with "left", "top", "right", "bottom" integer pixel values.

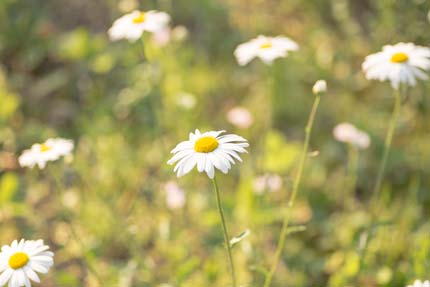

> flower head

[
  {"left": 164, "top": 181, "right": 186, "bottom": 209},
  {"left": 234, "top": 35, "right": 299, "bottom": 66},
  {"left": 108, "top": 10, "right": 170, "bottom": 42},
  {"left": 18, "top": 138, "right": 74, "bottom": 169},
  {"left": 253, "top": 174, "right": 283, "bottom": 194},
  {"left": 362, "top": 42, "right": 430, "bottom": 89},
  {"left": 407, "top": 280, "right": 430, "bottom": 287},
  {"left": 333, "top": 123, "right": 370, "bottom": 149},
  {"left": 0, "top": 239, "right": 54, "bottom": 287},
  {"left": 167, "top": 129, "right": 249, "bottom": 178},
  {"left": 226, "top": 107, "right": 253, "bottom": 129},
  {"left": 312, "top": 80, "right": 327, "bottom": 95}
]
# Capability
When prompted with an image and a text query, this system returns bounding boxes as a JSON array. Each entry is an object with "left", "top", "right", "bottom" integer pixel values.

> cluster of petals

[
  {"left": 333, "top": 123, "right": 370, "bottom": 149},
  {"left": 167, "top": 129, "right": 249, "bottom": 179},
  {"left": 0, "top": 239, "right": 54, "bottom": 287},
  {"left": 108, "top": 10, "right": 170, "bottom": 42},
  {"left": 407, "top": 280, "right": 430, "bottom": 287},
  {"left": 234, "top": 35, "right": 299, "bottom": 66},
  {"left": 18, "top": 138, "right": 74, "bottom": 169},
  {"left": 362, "top": 42, "right": 430, "bottom": 89}
]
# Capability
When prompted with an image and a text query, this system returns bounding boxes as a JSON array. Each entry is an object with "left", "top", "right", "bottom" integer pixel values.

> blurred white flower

[
  {"left": 164, "top": 181, "right": 186, "bottom": 209},
  {"left": 167, "top": 129, "right": 249, "bottom": 179},
  {"left": 362, "top": 42, "right": 430, "bottom": 89},
  {"left": 253, "top": 174, "right": 283, "bottom": 194},
  {"left": 407, "top": 280, "right": 430, "bottom": 287},
  {"left": 18, "top": 138, "right": 74, "bottom": 169},
  {"left": 333, "top": 123, "right": 370, "bottom": 149},
  {"left": 171, "top": 25, "right": 188, "bottom": 42},
  {"left": 108, "top": 10, "right": 170, "bottom": 42},
  {"left": 312, "top": 80, "right": 327, "bottom": 95},
  {"left": 176, "top": 92, "right": 196, "bottom": 110},
  {"left": 234, "top": 35, "right": 299, "bottom": 66},
  {"left": 226, "top": 107, "right": 253, "bottom": 129},
  {"left": 0, "top": 239, "right": 54, "bottom": 287}
]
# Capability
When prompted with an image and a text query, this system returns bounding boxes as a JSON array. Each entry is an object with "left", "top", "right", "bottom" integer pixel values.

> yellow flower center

[
  {"left": 194, "top": 137, "right": 219, "bottom": 153},
  {"left": 260, "top": 42, "right": 272, "bottom": 49},
  {"left": 8, "top": 252, "right": 29, "bottom": 269},
  {"left": 39, "top": 143, "right": 52, "bottom": 152},
  {"left": 132, "top": 12, "right": 146, "bottom": 24},
  {"left": 390, "top": 52, "right": 409, "bottom": 63}
]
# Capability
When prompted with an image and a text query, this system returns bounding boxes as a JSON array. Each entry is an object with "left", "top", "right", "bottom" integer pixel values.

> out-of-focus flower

[
  {"left": 253, "top": 174, "right": 283, "bottom": 194},
  {"left": 176, "top": 92, "right": 196, "bottom": 110},
  {"left": 171, "top": 25, "right": 188, "bottom": 42},
  {"left": 312, "top": 80, "right": 327, "bottom": 95},
  {"left": 362, "top": 42, "right": 430, "bottom": 89},
  {"left": 108, "top": 10, "right": 170, "bottom": 42},
  {"left": 0, "top": 239, "right": 54, "bottom": 287},
  {"left": 152, "top": 28, "right": 171, "bottom": 47},
  {"left": 18, "top": 138, "right": 74, "bottom": 169},
  {"left": 234, "top": 35, "right": 299, "bottom": 66},
  {"left": 167, "top": 129, "right": 249, "bottom": 178},
  {"left": 333, "top": 123, "right": 370, "bottom": 149},
  {"left": 406, "top": 280, "right": 430, "bottom": 287},
  {"left": 226, "top": 107, "right": 253, "bottom": 129},
  {"left": 164, "top": 181, "right": 186, "bottom": 209}
]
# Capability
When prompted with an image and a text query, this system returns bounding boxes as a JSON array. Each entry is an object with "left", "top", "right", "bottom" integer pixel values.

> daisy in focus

[
  {"left": 0, "top": 239, "right": 54, "bottom": 287},
  {"left": 234, "top": 35, "right": 299, "bottom": 66},
  {"left": 362, "top": 42, "right": 430, "bottom": 89},
  {"left": 18, "top": 138, "right": 74, "bottom": 169},
  {"left": 333, "top": 123, "right": 370, "bottom": 150},
  {"left": 108, "top": 10, "right": 170, "bottom": 42},
  {"left": 407, "top": 280, "right": 430, "bottom": 287},
  {"left": 167, "top": 129, "right": 249, "bottom": 178}
]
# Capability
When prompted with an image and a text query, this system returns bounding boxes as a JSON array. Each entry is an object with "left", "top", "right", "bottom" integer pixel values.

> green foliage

[{"left": 0, "top": 0, "right": 429, "bottom": 286}]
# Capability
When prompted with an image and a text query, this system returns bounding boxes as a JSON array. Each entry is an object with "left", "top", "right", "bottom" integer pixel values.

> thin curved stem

[
  {"left": 263, "top": 95, "right": 321, "bottom": 287},
  {"left": 212, "top": 176, "right": 237, "bottom": 287},
  {"left": 346, "top": 145, "right": 359, "bottom": 207},
  {"left": 357, "top": 88, "right": 403, "bottom": 277},
  {"left": 373, "top": 88, "right": 402, "bottom": 203}
]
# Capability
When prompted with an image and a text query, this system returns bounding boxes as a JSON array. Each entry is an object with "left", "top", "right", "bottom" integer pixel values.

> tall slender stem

[
  {"left": 373, "top": 88, "right": 402, "bottom": 203},
  {"left": 212, "top": 176, "right": 236, "bottom": 287},
  {"left": 346, "top": 145, "right": 359, "bottom": 207},
  {"left": 264, "top": 95, "right": 321, "bottom": 287},
  {"left": 357, "top": 88, "right": 403, "bottom": 276}
]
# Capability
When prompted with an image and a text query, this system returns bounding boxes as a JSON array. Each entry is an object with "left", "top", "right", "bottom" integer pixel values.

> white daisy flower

[
  {"left": 108, "top": 10, "right": 170, "bottom": 42},
  {"left": 333, "top": 123, "right": 370, "bottom": 149},
  {"left": 18, "top": 138, "right": 74, "bottom": 169},
  {"left": 234, "top": 35, "right": 299, "bottom": 66},
  {"left": 407, "top": 280, "right": 430, "bottom": 287},
  {"left": 0, "top": 239, "right": 54, "bottom": 287},
  {"left": 362, "top": 42, "right": 430, "bottom": 89},
  {"left": 167, "top": 129, "right": 249, "bottom": 179}
]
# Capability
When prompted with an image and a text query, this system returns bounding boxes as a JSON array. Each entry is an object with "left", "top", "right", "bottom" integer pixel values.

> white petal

[{"left": 0, "top": 269, "right": 13, "bottom": 286}]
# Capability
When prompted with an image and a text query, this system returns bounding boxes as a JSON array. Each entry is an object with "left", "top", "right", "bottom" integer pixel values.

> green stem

[
  {"left": 372, "top": 88, "right": 402, "bottom": 204},
  {"left": 263, "top": 95, "right": 321, "bottom": 287},
  {"left": 212, "top": 176, "right": 236, "bottom": 287},
  {"left": 346, "top": 145, "right": 359, "bottom": 207},
  {"left": 357, "top": 88, "right": 403, "bottom": 276}
]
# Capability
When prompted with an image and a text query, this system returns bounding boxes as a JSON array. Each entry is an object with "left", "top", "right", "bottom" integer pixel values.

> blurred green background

[{"left": 0, "top": 0, "right": 429, "bottom": 286}]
